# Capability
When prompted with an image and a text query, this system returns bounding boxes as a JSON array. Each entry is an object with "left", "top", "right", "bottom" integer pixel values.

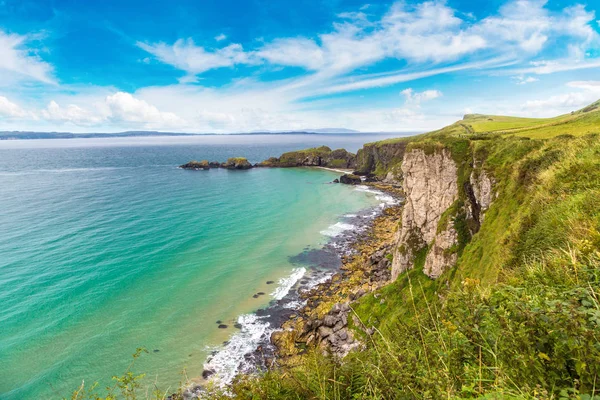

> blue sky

[{"left": 0, "top": 0, "right": 599, "bottom": 133}]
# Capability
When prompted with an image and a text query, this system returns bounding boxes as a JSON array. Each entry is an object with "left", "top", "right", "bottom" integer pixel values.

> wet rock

[
  {"left": 339, "top": 174, "right": 362, "bottom": 185},
  {"left": 215, "top": 320, "right": 222, "bottom": 324},
  {"left": 333, "top": 178, "right": 340, "bottom": 183},
  {"left": 234, "top": 323, "right": 243, "bottom": 329},
  {"left": 202, "top": 369, "right": 215, "bottom": 379},
  {"left": 266, "top": 280, "right": 275, "bottom": 284},
  {"left": 218, "top": 324, "right": 228, "bottom": 329}
]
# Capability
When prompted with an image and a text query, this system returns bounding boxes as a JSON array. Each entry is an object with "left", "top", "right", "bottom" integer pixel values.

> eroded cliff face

[
  {"left": 355, "top": 141, "right": 407, "bottom": 182},
  {"left": 391, "top": 149, "right": 459, "bottom": 280}
]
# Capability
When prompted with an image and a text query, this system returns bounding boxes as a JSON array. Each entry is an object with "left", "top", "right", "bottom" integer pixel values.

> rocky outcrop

[
  {"left": 302, "top": 302, "right": 360, "bottom": 358},
  {"left": 469, "top": 168, "right": 494, "bottom": 223},
  {"left": 355, "top": 140, "right": 408, "bottom": 182},
  {"left": 392, "top": 148, "right": 459, "bottom": 280},
  {"left": 180, "top": 158, "right": 253, "bottom": 170},
  {"left": 339, "top": 174, "right": 362, "bottom": 185},
  {"left": 222, "top": 157, "right": 253, "bottom": 170},
  {"left": 423, "top": 226, "right": 458, "bottom": 278},
  {"left": 180, "top": 160, "right": 210, "bottom": 170},
  {"left": 257, "top": 146, "right": 356, "bottom": 168}
]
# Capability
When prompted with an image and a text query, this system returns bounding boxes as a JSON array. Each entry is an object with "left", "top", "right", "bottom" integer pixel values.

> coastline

[{"left": 182, "top": 182, "right": 402, "bottom": 397}]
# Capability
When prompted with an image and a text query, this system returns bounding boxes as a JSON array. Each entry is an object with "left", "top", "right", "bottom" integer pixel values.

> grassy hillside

[
  {"left": 215, "top": 103, "right": 600, "bottom": 399},
  {"left": 445, "top": 101, "right": 600, "bottom": 139},
  {"left": 66, "top": 102, "right": 600, "bottom": 400}
]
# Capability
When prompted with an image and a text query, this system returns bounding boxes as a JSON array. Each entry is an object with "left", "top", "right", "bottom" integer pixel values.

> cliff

[{"left": 209, "top": 100, "right": 600, "bottom": 399}]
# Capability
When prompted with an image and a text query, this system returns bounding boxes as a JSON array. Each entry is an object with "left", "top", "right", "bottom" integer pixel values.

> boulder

[{"left": 339, "top": 174, "right": 362, "bottom": 185}]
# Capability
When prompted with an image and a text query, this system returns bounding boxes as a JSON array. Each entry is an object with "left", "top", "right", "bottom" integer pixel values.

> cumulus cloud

[
  {"left": 105, "top": 92, "right": 186, "bottom": 128},
  {"left": 0, "top": 96, "right": 27, "bottom": 118},
  {"left": 215, "top": 33, "right": 227, "bottom": 42},
  {"left": 0, "top": 30, "right": 55, "bottom": 84},
  {"left": 41, "top": 100, "right": 106, "bottom": 125}
]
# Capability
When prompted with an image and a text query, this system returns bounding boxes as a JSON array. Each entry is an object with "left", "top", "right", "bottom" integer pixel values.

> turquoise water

[{"left": 0, "top": 134, "right": 397, "bottom": 399}]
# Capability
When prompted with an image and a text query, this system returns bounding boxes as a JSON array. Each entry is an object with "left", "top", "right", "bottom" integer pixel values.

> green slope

[
  {"left": 444, "top": 100, "right": 600, "bottom": 139},
  {"left": 216, "top": 102, "right": 600, "bottom": 399},
  {"left": 66, "top": 102, "right": 600, "bottom": 400}
]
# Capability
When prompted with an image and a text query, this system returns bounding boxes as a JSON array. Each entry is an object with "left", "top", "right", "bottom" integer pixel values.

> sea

[{"left": 0, "top": 133, "right": 402, "bottom": 399}]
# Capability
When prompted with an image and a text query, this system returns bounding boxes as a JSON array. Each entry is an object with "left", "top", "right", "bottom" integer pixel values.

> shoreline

[{"left": 181, "top": 182, "right": 403, "bottom": 398}]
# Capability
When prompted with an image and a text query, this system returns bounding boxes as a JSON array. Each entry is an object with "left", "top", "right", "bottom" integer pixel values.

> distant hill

[
  {"left": 0, "top": 131, "right": 197, "bottom": 140},
  {"left": 0, "top": 129, "right": 365, "bottom": 140},
  {"left": 303, "top": 128, "right": 360, "bottom": 133}
]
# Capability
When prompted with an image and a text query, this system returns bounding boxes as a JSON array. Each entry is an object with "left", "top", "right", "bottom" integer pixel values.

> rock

[
  {"left": 318, "top": 326, "right": 334, "bottom": 338},
  {"left": 209, "top": 161, "right": 221, "bottom": 168},
  {"left": 180, "top": 160, "right": 210, "bottom": 170},
  {"left": 215, "top": 320, "right": 222, "bottom": 324},
  {"left": 323, "top": 315, "right": 338, "bottom": 327},
  {"left": 333, "top": 321, "right": 344, "bottom": 332},
  {"left": 391, "top": 148, "right": 459, "bottom": 280},
  {"left": 202, "top": 369, "right": 215, "bottom": 379},
  {"left": 218, "top": 324, "right": 228, "bottom": 329},
  {"left": 333, "top": 178, "right": 340, "bottom": 183},
  {"left": 266, "top": 280, "right": 275, "bottom": 284},
  {"left": 222, "top": 157, "right": 253, "bottom": 170},
  {"left": 339, "top": 174, "right": 362, "bottom": 185},
  {"left": 153, "top": 349, "right": 160, "bottom": 353},
  {"left": 234, "top": 323, "right": 243, "bottom": 329}
]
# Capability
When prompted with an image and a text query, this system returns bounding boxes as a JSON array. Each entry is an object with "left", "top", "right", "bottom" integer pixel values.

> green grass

[{"left": 68, "top": 101, "right": 600, "bottom": 400}]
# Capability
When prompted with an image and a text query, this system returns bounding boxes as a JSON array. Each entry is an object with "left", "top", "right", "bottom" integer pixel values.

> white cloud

[
  {"left": 517, "top": 59, "right": 600, "bottom": 75},
  {"left": 401, "top": 88, "right": 442, "bottom": 105},
  {"left": 520, "top": 80, "right": 600, "bottom": 114},
  {"left": 0, "top": 96, "right": 27, "bottom": 118},
  {"left": 256, "top": 38, "right": 325, "bottom": 70},
  {"left": 105, "top": 92, "right": 186, "bottom": 128},
  {"left": 41, "top": 100, "right": 105, "bottom": 125},
  {"left": 215, "top": 33, "right": 227, "bottom": 41},
  {"left": 0, "top": 30, "right": 55, "bottom": 84},
  {"left": 137, "top": 39, "right": 253, "bottom": 75},
  {"left": 513, "top": 75, "right": 539, "bottom": 84},
  {"left": 567, "top": 81, "right": 600, "bottom": 91}
]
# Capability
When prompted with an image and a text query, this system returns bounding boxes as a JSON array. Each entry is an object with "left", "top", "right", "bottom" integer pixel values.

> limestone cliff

[{"left": 391, "top": 148, "right": 459, "bottom": 279}]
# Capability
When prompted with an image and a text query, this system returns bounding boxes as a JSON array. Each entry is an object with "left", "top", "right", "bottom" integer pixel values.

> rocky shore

[
  {"left": 269, "top": 186, "right": 402, "bottom": 364},
  {"left": 173, "top": 182, "right": 401, "bottom": 399}
]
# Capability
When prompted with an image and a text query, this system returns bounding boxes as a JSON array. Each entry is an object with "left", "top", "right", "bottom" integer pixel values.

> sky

[{"left": 0, "top": 0, "right": 599, "bottom": 133}]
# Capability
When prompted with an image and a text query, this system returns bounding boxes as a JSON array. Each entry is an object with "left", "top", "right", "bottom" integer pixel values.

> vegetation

[
  {"left": 214, "top": 103, "right": 600, "bottom": 399},
  {"left": 69, "top": 101, "right": 600, "bottom": 399}
]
